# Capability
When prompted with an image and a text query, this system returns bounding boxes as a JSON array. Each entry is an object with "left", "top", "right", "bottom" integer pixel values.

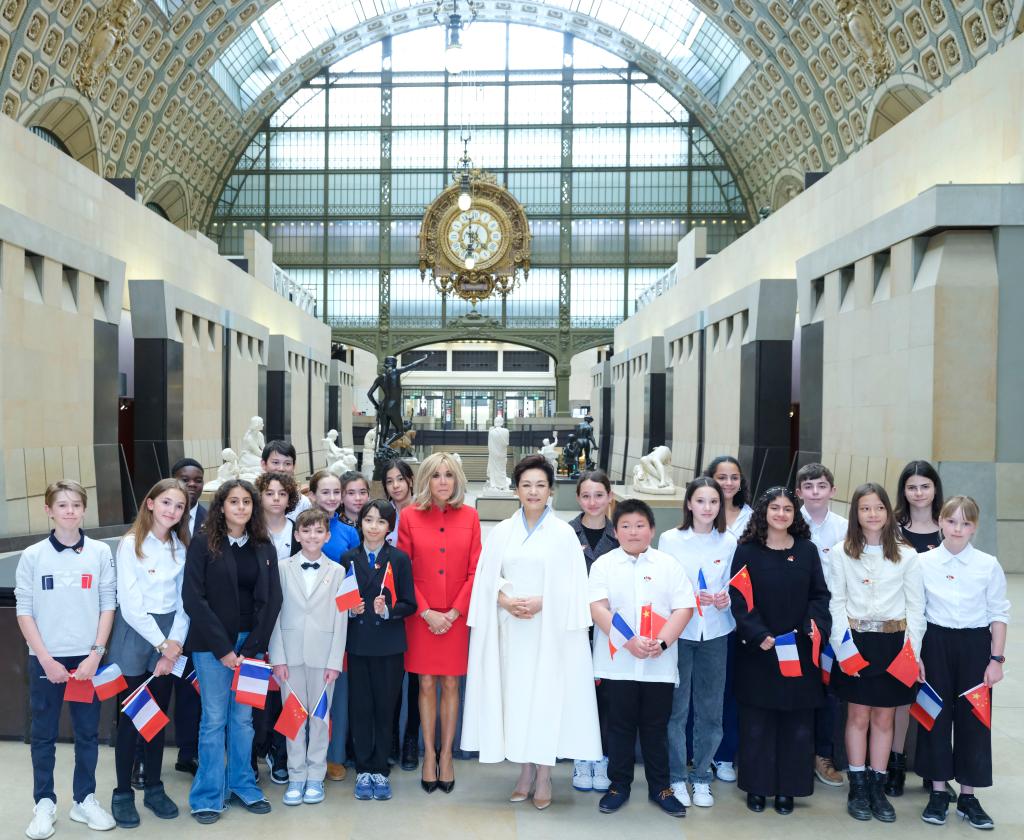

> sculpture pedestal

[
  {"left": 475, "top": 492, "right": 520, "bottom": 522},
  {"left": 611, "top": 485, "right": 686, "bottom": 542},
  {"left": 552, "top": 477, "right": 579, "bottom": 511}
]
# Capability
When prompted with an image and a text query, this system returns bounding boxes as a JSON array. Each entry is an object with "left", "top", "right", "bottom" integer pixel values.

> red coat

[{"left": 397, "top": 503, "right": 481, "bottom": 676}]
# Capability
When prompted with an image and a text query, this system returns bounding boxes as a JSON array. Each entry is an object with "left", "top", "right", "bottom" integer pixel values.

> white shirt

[
  {"left": 286, "top": 494, "right": 313, "bottom": 522},
  {"left": 589, "top": 546, "right": 694, "bottom": 684},
  {"left": 919, "top": 543, "right": 1011, "bottom": 629},
  {"left": 268, "top": 522, "right": 293, "bottom": 560},
  {"left": 297, "top": 554, "right": 325, "bottom": 598},
  {"left": 115, "top": 531, "right": 190, "bottom": 648},
  {"left": 658, "top": 527, "right": 737, "bottom": 641},
  {"left": 827, "top": 542, "right": 925, "bottom": 656},
  {"left": 801, "top": 508, "right": 848, "bottom": 581},
  {"left": 188, "top": 505, "right": 198, "bottom": 536},
  {"left": 228, "top": 533, "right": 249, "bottom": 548},
  {"left": 726, "top": 504, "right": 753, "bottom": 538}
]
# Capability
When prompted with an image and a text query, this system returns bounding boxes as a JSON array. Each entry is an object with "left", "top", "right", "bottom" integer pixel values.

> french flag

[
  {"left": 909, "top": 681, "right": 944, "bottom": 732},
  {"left": 123, "top": 687, "right": 169, "bottom": 742},
  {"left": 92, "top": 663, "right": 128, "bottom": 701},
  {"left": 694, "top": 568, "right": 707, "bottom": 617},
  {"left": 775, "top": 631, "right": 802, "bottom": 677},
  {"left": 821, "top": 643, "right": 835, "bottom": 685},
  {"left": 608, "top": 611, "right": 635, "bottom": 659},
  {"left": 334, "top": 564, "right": 361, "bottom": 612},
  {"left": 311, "top": 685, "right": 330, "bottom": 724},
  {"left": 233, "top": 658, "right": 273, "bottom": 709},
  {"left": 186, "top": 670, "right": 200, "bottom": 694},
  {"left": 837, "top": 629, "right": 870, "bottom": 676}
]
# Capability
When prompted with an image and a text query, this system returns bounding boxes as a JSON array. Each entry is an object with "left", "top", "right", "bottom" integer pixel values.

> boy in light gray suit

[{"left": 269, "top": 508, "right": 348, "bottom": 806}]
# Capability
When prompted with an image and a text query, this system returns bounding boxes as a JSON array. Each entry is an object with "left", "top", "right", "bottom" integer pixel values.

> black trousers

[
  {"left": 595, "top": 678, "right": 611, "bottom": 755},
  {"left": 173, "top": 673, "right": 201, "bottom": 762},
  {"left": 392, "top": 672, "right": 420, "bottom": 747},
  {"left": 604, "top": 679, "right": 673, "bottom": 796},
  {"left": 915, "top": 624, "right": 992, "bottom": 787},
  {"left": 115, "top": 673, "right": 174, "bottom": 793},
  {"left": 349, "top": 653, "right": 405, "bottom": 775},
  {"left": 737, "top": 703, "right": 815, "bottom": 797},
  {"left": 252, "top": 690, "right": 286, "bottom": 762}
]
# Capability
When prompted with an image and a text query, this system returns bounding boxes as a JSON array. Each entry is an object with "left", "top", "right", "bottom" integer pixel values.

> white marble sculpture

[
  {"left": 238, "top": 416, "right": 265, "bottom": 474},
  {"left": 538, "top": 431, "right": 559, "bottom": 472},
  {"left": 484, "top": 416, "right": 512, "bottom": 494},
  {"left": 362, "top": 428, "right": 377, "bottom": 482},
  {"left": 323, "top": 429, "right": 357, "bottom": 476},
  {"left": 203, "top": 447, "right": 260, "bottom": 493},
  {"left": 631, "top": 445, "right": 676, "bottom": 495}
]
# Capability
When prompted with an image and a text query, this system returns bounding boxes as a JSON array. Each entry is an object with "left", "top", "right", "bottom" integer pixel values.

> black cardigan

[
  {"left": 342, "top": 542, "right": 417, "bottom": 657},
  {"left": 730, "top": 538, "right": 831, "bottom": 711},
  {"left": 182, "top": 531, "right": 283, "bottom": 660}
]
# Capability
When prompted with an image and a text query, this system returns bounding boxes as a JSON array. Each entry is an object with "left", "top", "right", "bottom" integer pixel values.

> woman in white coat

[{"left": 462, "top": 454, "right": 601, "bottom": 810}]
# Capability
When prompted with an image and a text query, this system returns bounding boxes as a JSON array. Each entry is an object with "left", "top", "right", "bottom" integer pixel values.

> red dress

[{"left": 397, "top": 503, "right": 481, "bottom": 676}]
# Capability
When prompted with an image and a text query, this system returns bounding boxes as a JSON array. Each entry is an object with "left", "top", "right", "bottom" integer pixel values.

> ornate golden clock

[{"left": 419, "top": 170, "right": 531, "bottom": 305}]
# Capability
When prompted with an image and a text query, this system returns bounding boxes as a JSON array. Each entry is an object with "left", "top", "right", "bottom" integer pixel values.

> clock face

[{"left": 443, "top": 207, "right": 507, "bottom": 269}]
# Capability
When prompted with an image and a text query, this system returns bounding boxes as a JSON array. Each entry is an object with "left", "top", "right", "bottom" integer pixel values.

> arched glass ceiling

[{"left": 213, "top": 0, "right": 748, "bottom": 110}]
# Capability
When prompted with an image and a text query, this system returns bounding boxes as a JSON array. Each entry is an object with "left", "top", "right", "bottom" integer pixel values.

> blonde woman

[{"left": 396, "top": 452, "right": 481, "bottom": 794}]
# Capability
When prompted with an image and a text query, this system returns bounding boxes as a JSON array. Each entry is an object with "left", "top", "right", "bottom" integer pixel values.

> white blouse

[
  {"left": 116, "top": 531, "right": 190, "bottom": 648},
  {"left": 827, "top": 542, "right": 925, "bottom": 657},
  {"left": 802, "top": 508, "right": 848, "bottom": 581},
  {"left": 658, "top": 528, "right": 737, "bottom": 642},
  {"left": 726, "top": 504, "right": 754, "bottom": 539},
  {"left": 919, "top": 543, "right": 1010, "bottom": 629}
]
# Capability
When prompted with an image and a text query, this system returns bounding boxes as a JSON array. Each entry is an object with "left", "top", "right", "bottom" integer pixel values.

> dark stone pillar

[
  {"left": 266, "top": 370, "right": 291, "bottom": 443},
  {"left": 92, "top": 321, "right": 124, "bottom": 525},
  {"left": 133, "top": 338, "right": 183, "bottom": 501},
  {"left": 798, "top": 321, "right": 824, "bottom": 469},
  {"left": 643, "top": 371, "right": 666, "bottom": 455},
  {"left": 739, "top": 339, "right": 793, "bottom": 496}
]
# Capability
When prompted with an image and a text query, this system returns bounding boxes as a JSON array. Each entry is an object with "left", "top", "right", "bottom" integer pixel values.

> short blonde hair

[
  {"left": 44, "top": 479, "right": 87, "bottom": 508},
  {"left": 412, "top": 452, "right": 467, "bottom": 510},
  {"left": 940, "top": 495, "right": 980, "bottom": 526}
]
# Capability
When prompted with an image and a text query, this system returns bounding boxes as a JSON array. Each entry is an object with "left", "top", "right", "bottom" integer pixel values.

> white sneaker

[
  {"left": 68, "top": 794, "right": 115, "bottom": 831},
  {"left": 26, "top": 798, "right": 56, "bottom": 840},
  {"left": 713, "top": 760, "right": 736, "bottom": 782},
  {"left": 671, "top": 781, "right": 692, "bottom": 806},
  {"left": 591, "top": 757, "right": 610, "bottom": 792},
  {"left": 692, "top": 781, "right": 714, "bottom": 807},
  {"left": 572, "top": 760, "right": 593, "bottom": 791}
]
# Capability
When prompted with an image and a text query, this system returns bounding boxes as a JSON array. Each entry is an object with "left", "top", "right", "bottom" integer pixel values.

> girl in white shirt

[
  {"left": 916, "top": 496, "right": 1010, "bottom": 830},
  {"left": 828, "top": 483, "right": 923, "bottom": 824},
  {"left": 109, "top": 479, "right": 191, "bottom": 828},
  {"left": 255, "top": 472, "right": 299, "bottom": 561},
  {"left": 658, "top": 477, "right": 737, "bottom": 809}
]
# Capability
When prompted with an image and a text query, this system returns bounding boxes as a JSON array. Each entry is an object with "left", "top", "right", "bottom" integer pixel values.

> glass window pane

[
  {"left": 630, "top": 170, "right": 688, "bottom": 213},
  {"left": 573, "top": 128, "right": 626, "bottom": 166},
  {"left": 508, "top": 172, "right": 560, "bottom": 215},
  {"left": 447, "top": 129, "right": 504, "bottom": 169},
  {"left": 573, "top": 83, "right": 627, "bottom": 124},
  {"left": 449, "top": 84, "right": 505, "bottom": 125},
  {"left": 509, "top": 25, "right": 563, "bottom": 69},
  {"left": 572, "top": 219, "right": 625, "bottom": 263},
  {"left": 505, "top": 268, "right": 559, "bottom": 327},
  {"left": 326, "top": 220, "right": 379, "bottom": 263},
  {"left": 391, "top": 268, "right": 441, "bottom": 326},
  {"left": 390, "top": 219, "right": 422, "bottom": 264},
  {"left": 629, "top": 219, "right": 686, "bottom": 262},
  {"left": 271, "top": 88, "right": 325, "bottom": 127},
  {"left": 455, "top": 22, "right": 508, "bottom": 72},
  {"left": 631, "top": 126, "right": 688, "bottom": 166},
  {"left": 326, "top": 268, "right": 378, "bottom": 326},
  {"left": 268, "top": 220, "right": 323, "bottom": 262},
  {"left": 631, "top": 83, "right": 687, "bottom": 123},
  {"left": 528, "top": 219, "right": 561, "bottom": 262},
  {"left": 390, "top": 29, "right": 446, "bottom": 72},
  {"left": 507, "top": 84, "right": 562, "bottom": 124},
  {"left": 572, "top": 38, "right": 628, "bottom": 69},
  {"left": 268, "top": 173, "right": 321, "bottom": 214},
  {"left": 327, "top": 131, "right": 379, "bottom": 168},
  {"left": 327, "top": 86, "right": 381, "bottom": 126},
  {"left": 269, "top": 131, "right": 324, "bottom": 169},
  {"left": 571, "top": 268, "right": 625, "bottom": 326},
  {"left": 327, "top": 173, "right": 379, "bottom": 214},
  {"left": 391, "top": 130, "right": 445, "bottom": 168},
  {"left": 507, "top": 129, "right": 561, "bottom": 167},
  {"left": 572, "top": 171, "right": 626, "bottom": 213},
  {"left": 392, "top": 86, "right": 446, "bottom": 126},
  {"left": 393, "top": 173, "right": 445, "bottom": 214}
]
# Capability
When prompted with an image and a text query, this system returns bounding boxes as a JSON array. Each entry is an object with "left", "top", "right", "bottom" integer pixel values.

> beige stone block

[
  {"left": 996, "top": 520, "right": 1024, "bottom": 573},
  {"left": 24, "top": 447, "right": 46, "bottom": 496},
  {"left": 79, "top": 446, "right": 96, "bottom": 487},
  {"left": 43, "top": 446, "right": 63, "bottom": 483},
  {"left": 848, "top": 455, "right": 869, "bottom": 493},
  {"left": 833, "top": 500, "right": 851, "bottom": 519},
  {"left": 5, "top": 497, "right": 30, "bottom": 536},
  {"left": 885, "top": 458, "right": 908, "bottom": 500},
  {"left": 61, "top": 446, "right": 81, "bottom": 481},
  {"left": 996, "top": 463, "right": 1024, "bottom": 521},
  {"left": 28, "top": 495, "right": 50, "bottom": 533},
  {"left": 833, "top": 453, "right": 852, "bottom": 501},
  {"left": 5, "top": 448, "right": 27, "bottom": 500},
  {"left": 84, "top": 501, "right": 99, "bottom": 529},
  {"left": 867, "top": 456, "right": 888, "bottom": 488}
]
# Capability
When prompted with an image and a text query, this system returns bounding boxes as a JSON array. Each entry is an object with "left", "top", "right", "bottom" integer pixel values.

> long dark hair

[
  {"left": 678, "top": 477, "right": 726, "bottom": 533},
  {"left": 205, "top": 479, "right": 268, "bottom": 556},
  {"left": 844, "top": 483, "right": 906, "bottom": 562},
  {"left": 576, "top": 469, "right": 611, "bottom": 494},
  {"left": 704, "top": 455, "right": 749, "bottom": 509},
  {"left": 739, "top": 486, "right": 810, "bottom": 545},
  {"left": 381, "top": 459, "right": 414, "bottom": 503},
  {"left": 894, "top": 460, "right": 943, "bottom": 526}
]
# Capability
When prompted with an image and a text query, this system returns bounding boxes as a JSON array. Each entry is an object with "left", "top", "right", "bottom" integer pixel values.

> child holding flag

[
  {"left": 589, "top": 499, "right": 694, "bottom": 818},
  {"left": 916, "top": 496, "right": 1010, "bottom": 829},
  {"left": 658, "top": 477, "right": 737, "bottom": 809},
  {"left": 268, "top": 508, "right": 348, "bottom": 806},
  {"left": 108, "top": 479, "right": 193, "bottom": 828},
  {"left": 827, "top": 483, "right": 924, "bottom": 823},
  {"left": 16, "top": 481, "right": 117, "bottom": 839},
  {"left": 342, "top": 500, "right": 417, "bottom": 802}
]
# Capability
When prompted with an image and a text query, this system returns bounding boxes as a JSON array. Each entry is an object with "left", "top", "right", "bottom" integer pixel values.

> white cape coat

[{"left": 461, "top": 511, "right": 602, "bottom": 764}]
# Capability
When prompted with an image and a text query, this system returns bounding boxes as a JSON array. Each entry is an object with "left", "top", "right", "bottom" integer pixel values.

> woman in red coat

[{"left": 397, "top": 451, "right": 481, "bottom": 794}]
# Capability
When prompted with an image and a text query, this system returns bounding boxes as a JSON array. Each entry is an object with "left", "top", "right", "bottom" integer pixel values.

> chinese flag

[
  {"left": 638, "top": 604, "right": 667, "bottom": 639},
  {"left": 810, "top": 618, "right": 822, "bottom": 668},
  {"left": 961, "top": 683, "right": 992, "bottom": 729},
  {"left": 381, "top": 561, "right": 398, "bottom": 609},
  {"left": 885, "top": 638, "right": 919, "bottom": 688},
  {"left": 728, "top": 565, "right": 754, "bottom": 612},
  {"left": 64, "top": 672, "right": 95, "bottom": 703},
  {"left": 273, "top": 691, "right": 308, "bottom": 740}
]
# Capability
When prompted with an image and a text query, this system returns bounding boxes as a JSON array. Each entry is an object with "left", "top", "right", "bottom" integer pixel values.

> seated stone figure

[{"left": 631, "top": 445, "right": 676, "bottom": 495}]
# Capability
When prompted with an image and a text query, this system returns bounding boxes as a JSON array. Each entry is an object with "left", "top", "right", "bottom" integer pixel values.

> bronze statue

[
  {"left": 575, "top": 414, "right": 597, "bottom": 470},
  {"left": 561, "top": 433, "right": 583, "bottom": 479},
  {"left": 367, "top": 355, "right": 427, "bottom": 450}
]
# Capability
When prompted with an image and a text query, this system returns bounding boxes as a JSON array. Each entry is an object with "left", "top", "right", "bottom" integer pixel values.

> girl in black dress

[{"left": 730, "top": 487, "right": 831, "bottom": 816}]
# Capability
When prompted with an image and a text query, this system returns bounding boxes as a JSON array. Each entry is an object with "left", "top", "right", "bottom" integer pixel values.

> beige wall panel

[
  {"left": 228, "top": 339, "right": 261, "bottom": 456},
  {"left": 4, "top": 448, "right": 26, "bottom": 500},
  {"left": 289, "top": 353, "right": 311, "bottom": 470},
  {"left": 996, "top": 521, "right": 1024, "bottom": 573},
  {"left": 996, "top": 463, "right": 1024, "bottom": 521},
  {"left": 181, "top": 317, "right": 223, "bottom": 445},
  {"left": 308, "top": 361, "right": 328, "bottom": 475},
  {"left": 609, "top": 358, "right": 628, "bottom": 482},
  {"left": 702, "top": 334, "right": 741, "bottom": 462}
]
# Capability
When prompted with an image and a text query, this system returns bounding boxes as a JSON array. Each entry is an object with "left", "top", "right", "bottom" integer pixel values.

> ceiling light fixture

[{"left": 434, "top": 0, "right": 479, "bottom": 75}]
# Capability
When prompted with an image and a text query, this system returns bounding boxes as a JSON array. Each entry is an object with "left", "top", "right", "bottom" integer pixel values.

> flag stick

[
  {"left": 379, "top": 561, "right": 392, "bottom": 596},
  {"left": 278, "top": 677, "right": 308, "bottom": 714},
  {"left": 120, "top": 673, "right": 157, "bottom": 710}
]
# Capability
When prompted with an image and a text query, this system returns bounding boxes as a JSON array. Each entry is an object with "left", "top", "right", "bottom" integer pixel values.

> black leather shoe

[
  {"left": 401, "top": 737, "right": 419, "bottom": 771},
  {"left": 175, "top": 759, "right": 199, "bottom": 776},
  {"left": 956, "top": 794, "right": 994, "bottom": 830},
  {"left": 847, "top": 770, "right": 872, "bottom": 821},
  {"left": 143, "top": 783, "right": 179, "bottom": 820},
  {"left": 389, "top": 732, "right": 400, "bottom": 766},
  {"left": 774, "top": 795, "right": 794, "bottom": 815},
  {"left": 191, "top": 810, "right": 219, "bottom": 825},
  {"left": 599, "top": 787, "right": 630, "bottom": 814},
  {"left": 264, "top": 752, "right": 288, "bottom": 785},
  {"left": 884, "top": 751, "right": 906, "bottom": 797},
  {"left": 868, "top": 770, "right": 896, "bottom": 822},
  {"left": 421, "top": 760, "right": 439, "bottom": 794},
  {"left": 112, "top": 790, "right": 140, "bottom": 828},
  {"left": 131, "top": 762, "right": 145, "bottom": 791},
  {"left": 747, "top": 793, "right": 766, "bottom": 813},
  {"left": 649, "top": 788, "right": 686, "bottom": 817},
  {"left": 229, "top": 793, "right": 272, "bottom": 815}
]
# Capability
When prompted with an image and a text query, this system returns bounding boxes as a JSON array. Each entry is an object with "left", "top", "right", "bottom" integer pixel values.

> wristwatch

[
  {"left": 90, "top": 645, "right": 105, "bottom": 656},
  {"left": 156, "top": 640, "right": 170, "bottom": 654},
  {"left": 659, "top": 639, "right": 669, "bottom": 651},
  {"left": 990, "top": 655, "right": 1006, "bottom": 664}
]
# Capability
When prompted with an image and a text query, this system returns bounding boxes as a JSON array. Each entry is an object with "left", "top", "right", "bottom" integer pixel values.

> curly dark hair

[
  {"left": 254, "top": 470, "right": 300, "bottom": 513},
  {"left": 738, "top": 486, "right": 810, "bottom": 545},
  {"left": 205, "top": 479, "right": 269, "bottom": 556}
]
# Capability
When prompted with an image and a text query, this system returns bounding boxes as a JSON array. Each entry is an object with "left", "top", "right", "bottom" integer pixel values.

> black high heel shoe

[
  {"left": 421, "top": 759, "right": 439, "bottom": 794},
  {"left": 438, "top": 752, "right": 455, "bottom": 794}
]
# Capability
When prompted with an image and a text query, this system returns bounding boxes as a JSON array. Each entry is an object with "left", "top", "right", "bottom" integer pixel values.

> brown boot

[
  {"left": 815, "top": 756, "right": 844, "bottom": 787},
  {"left": 326, "top": 762, "right": 347, "bottom": 781}
]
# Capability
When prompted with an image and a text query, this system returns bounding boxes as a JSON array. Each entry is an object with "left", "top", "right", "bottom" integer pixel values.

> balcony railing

[{"left": 634, "top": 264, "right": 677, "bottom": 312}]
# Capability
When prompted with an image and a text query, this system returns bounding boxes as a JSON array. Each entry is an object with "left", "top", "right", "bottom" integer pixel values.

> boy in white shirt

[
  {"left": 589, "top": 499, "right": 694, "bottom": 818},
  {"left": 795, "top": 462, "right": 847, "bottom": 787},
  {"left": 15, "top": 481, "right": 117, "bottom": 839}
]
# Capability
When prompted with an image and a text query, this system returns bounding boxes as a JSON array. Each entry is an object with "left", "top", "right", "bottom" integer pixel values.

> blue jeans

[
  {"left": 715, "top": 633, "right": 738, "bottom": 762},
  {"left": 669, "top": 635, "right": 728, "bottom": 784},
  {"left": 189, "top": 635, "right": 263, "bottom": 812},
  {"left": 29, "top": 655, "right": 100, "bottom": 804},
  {"left": 325, "top": 671, "right": 349, "bottom": 764}
]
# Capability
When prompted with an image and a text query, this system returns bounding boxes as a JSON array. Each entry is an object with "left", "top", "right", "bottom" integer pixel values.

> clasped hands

[
  {"left": 498, "top": 592, "right": 542, "bottom": 620},
  {"left": 625, "top": 635, "right": 663, "bottom": 659},
  {"left": 698, "top": 589, "right": 730, "bottom": 610},
  {"left": 423, "top": 608, "right": 460, "bottom": 635},
  {"left": 350, "top": 596, "right": 389, "bottom": 616}
]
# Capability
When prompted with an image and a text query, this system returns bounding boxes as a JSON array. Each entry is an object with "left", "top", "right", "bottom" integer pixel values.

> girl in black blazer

[
  {"left": 343, "top": 500, "right": 417, "bottom": 801},
  {"left": 182, "top": 480, "right": 282, "bottom": 824}
]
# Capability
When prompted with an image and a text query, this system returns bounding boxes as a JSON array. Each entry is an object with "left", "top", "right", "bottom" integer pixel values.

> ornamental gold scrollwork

[
  {"left": 73, "top": 0, "right": 139, "bottom": 99},
  {"left": 833, "top": 0, "right": 895, "bottom": 86}
]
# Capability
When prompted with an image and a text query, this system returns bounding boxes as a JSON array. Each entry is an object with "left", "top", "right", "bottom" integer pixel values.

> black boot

[
  {"left": 389, "top": 730, "right": 400, "bottom": 766},
  {"left": 143, "top": 782, "right": 179, "bottom": 820},
  {"left": 401, "top": 736, "right": 419, "bottom": 771},
  {"left": 869, "top": 770, "right": 897, "bottom": 822},
  {"left": 847, "top": 770, "right": 871, "bottom": 821},
  {"left": 111, "top": 790, "right": 140, "bottom": 828},
  {"left": 884, "top": 751, "right": 906, "bottom": 797}
]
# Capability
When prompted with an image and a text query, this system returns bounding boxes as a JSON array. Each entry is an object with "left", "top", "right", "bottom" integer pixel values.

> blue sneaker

[
  {"left": 354, "top": 773, "right": 374, "bottom": 800},
  {"left": 371, "top": 774, "right": 393, "bottom": 801},
  {"left": 283, "top": 781, "right": 304, "bottom": 806},
  {"left": 303, "top": 781, "right": 325, "bottom": 805}
]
